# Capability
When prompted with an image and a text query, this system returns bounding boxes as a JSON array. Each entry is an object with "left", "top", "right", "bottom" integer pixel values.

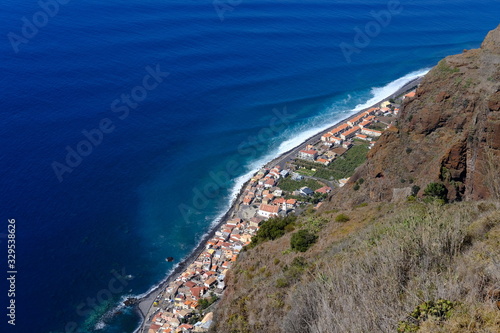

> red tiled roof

[
  {"left": 348, "top": 113, "right": 365, "bottom": 123},
  {"left": 342, "top": 126, "right": 360, "bottom": 136},
  {"left": 315, "top": 186, "right": 332, "bottom": 194},
  {"left": 274, "top": 197, "right": 285, "bottom": 204},
  {"left": 299, "top": 149, "right": 317, "bottom": 155},
  {"left": 259, "top": 204, "right": 280, "bottom": 213}
]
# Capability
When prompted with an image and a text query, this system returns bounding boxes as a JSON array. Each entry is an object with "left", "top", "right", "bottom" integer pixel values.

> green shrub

[
  {"left": 335, "top": 214, "right": 350, "bottom": 223},
  {"left": 353, "top": 183, "right": 360, "bottom": 191},
  {"left": 436, "top": 60, "right": 460, "bottom": 75},
  {"left": 249, "top": 215, "right": 297, "bottom": 248},
  {"left": 276, "top": 278, "right": 289, "bottom": 288},
  {"left": 411, "top": 185, "right": 420, "bottom": 196},
  {"left": 290, "top": 230, "right": 318, "bottom": 252},
  {"left": 283, "top": 256, "right": 308, "bottom": 281},
  {"left": 305, "top": 216, "right": 328, "bottom": 233},
  {"left": 198, "top": 293, "right": 219, "bottom": 310},
  {"left": 291, "top": 256, "right": 307, "bottom": 269},
  {"left": 398, "top": 299, "right": 456, "bottom": 332},
  {"left": 424, "top": 182, "right": 448, "bottom": 201}
]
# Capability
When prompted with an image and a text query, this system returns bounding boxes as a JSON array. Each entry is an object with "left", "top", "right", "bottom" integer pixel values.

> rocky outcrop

[{"left": 326, "top": 25, "right": 500, "bottom": 208}]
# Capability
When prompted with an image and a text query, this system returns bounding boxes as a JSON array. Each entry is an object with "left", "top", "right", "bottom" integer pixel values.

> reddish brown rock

[
  {"left": 325, "top": 24, "right": 500, "bottom": 209},
  {"left": 488, "top": 91, "right": 500, "bottom": 111},
  {"left": 435, "top": 91, "right": 451, "bottom": 103}
]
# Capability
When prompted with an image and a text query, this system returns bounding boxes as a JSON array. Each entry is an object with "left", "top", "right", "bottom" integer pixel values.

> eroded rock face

[{"left": 326, "top": 25, "right": 500, "bottom": 208}]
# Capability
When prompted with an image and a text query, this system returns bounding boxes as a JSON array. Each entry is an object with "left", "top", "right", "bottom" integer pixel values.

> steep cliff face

[{"left": 327, "top": 25, "right": 500, "bottom": 208}]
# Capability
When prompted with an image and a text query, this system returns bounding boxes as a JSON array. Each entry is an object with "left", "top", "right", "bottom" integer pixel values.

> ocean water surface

[{"left": 1, "top": 0, "right": 499, "bottom": 332}]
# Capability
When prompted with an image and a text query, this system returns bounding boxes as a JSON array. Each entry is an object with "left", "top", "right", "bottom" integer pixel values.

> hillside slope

[
  {"left": 211, "top": 201, "right": 500, "bottom": 333},
  {"left": 210, "top": 26, "right": 500, "bottom": 333}
]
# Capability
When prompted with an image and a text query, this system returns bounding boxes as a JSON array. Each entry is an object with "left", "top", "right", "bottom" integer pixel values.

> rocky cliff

[{"left": 326, "top": 25, "right": 500, "bottom": 208}]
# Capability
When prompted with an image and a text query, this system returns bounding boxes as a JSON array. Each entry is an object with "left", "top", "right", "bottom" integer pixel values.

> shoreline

[
  {"left": 133, "top": 75, "right": 424, "bottom": 332},
  {"left": 134, "top": 177, "right": 252, "bottom": 329}
]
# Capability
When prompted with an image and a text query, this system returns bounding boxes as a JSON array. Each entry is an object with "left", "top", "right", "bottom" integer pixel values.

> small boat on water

[{"left": 165, "top": 257, "right": 174, "bottom": 262}]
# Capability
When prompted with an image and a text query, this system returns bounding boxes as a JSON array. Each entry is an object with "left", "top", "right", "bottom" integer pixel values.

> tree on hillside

[
  {"left": 424, "top": 182, "right": 448, "bottom": 202},
  {"left": 291, "top": 230, "right": 317, "bottom": 252}
]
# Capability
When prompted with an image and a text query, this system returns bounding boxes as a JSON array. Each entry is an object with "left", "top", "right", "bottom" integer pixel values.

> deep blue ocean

[{"left": 1, "top": 0, "right": 499, "bottom": 332}]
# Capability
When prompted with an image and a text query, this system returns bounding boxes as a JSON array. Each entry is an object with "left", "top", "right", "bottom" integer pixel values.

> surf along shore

[{"left": 132, "top": 75, "right": 424, "bottom": 332}]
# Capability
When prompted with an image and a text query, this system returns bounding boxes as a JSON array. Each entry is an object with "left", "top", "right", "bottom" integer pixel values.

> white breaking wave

[{"left": 353, "top": 68, "right": 430, "bottom": 111}]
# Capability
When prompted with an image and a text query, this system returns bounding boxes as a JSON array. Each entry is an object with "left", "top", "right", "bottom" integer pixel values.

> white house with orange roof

[
  {"left": 321, "top": 132, "right": 332, "bottom": 142},
  {"left": 316, "top": 158, "right": 330, "bottom": 166},
  {"left": 340, "top": 126, "right": 360, "bottom": 140},
  {"left": 297, "top": 149, "right": 318, "bottom": 161},
  {"left": 347, "top": 114, "right": 365, "bottom": 127},
  {"left": 355, "top": 133, "right": 370, "bottom": 141},
  {"left": 257, "top": 204, "right": 280, "bottom": 218},
  {"left": 358, "top": 119, "right": 372, "bottom": 129},
  {"left": 330, "top": 136, "right": 343, "bottom": 146},
  {"left": 380, "top": 107, "right": 391, "bottom": 114},
  {"left": 361, "top": 128, "right": 383, "bottom": 137},
  {"left": 264, "top": 178, "right": 276, "bottom": 188},
  {"left": 284, "top": 199, "right": 297, "bottom": 210},
  {"left": 331, "top": 123, "right": 349, "bottom": 135}
]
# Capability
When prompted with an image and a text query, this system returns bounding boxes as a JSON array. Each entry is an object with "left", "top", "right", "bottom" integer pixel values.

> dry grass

[
  {"left": 282, "top": 202, "right": 500, "bottom": 333},
  {"left": 483, "top": 148, "right": 500, "bottom": 200},
  {"left": 211, "top": 201, "right": 500, "bottom": 333}
]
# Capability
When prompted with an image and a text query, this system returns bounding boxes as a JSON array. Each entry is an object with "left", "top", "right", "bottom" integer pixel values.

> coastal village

[{"left": 141, "top": 90, "right": 418, "bottom": 333}]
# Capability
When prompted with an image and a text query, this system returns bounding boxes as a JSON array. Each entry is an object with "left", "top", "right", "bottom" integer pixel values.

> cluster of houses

[
  {"left": 241, "top": 165, "right": 302, "bottom": 218},
  {"left": 321, "top": 108, "right": 381, "bottom": 144},
  {"left": 144, "top": 92, "right": 414, "bottom": 333},
  {"left": 145, "top": 214, "right": 259, "bottom": 333},
  {"left": 145, "top": 165, "right": 326, "bottom": 333},
  {"left": 296, "top": 103, "right": 404, "bottom": 166}
]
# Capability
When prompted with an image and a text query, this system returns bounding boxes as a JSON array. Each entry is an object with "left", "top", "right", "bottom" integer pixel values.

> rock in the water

[{"left": 124, "top": 298, "right": 138, "bottom": 306}]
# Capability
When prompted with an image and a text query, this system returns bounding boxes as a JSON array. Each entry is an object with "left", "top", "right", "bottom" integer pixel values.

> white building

[{"left": 257, "top": 204, "right": 280, "bottom": 218}]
